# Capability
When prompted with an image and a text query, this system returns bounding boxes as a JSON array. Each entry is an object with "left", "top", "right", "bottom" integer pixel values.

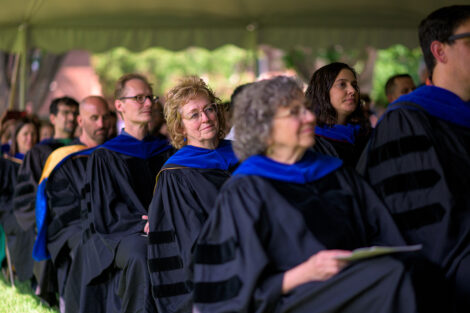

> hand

[
  {"left": 142, "top": 215, "right": 149, "bottom": 234},
  {"left": 282, "top": 249, "right": 352, "bottom": 294},
  {"left": 302, "top": 250, "right": 351, "bottom": 281}
]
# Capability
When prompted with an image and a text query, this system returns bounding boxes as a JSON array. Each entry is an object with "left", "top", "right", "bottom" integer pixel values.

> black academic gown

[
  {"left": 0, "top": 157, "right": 19, "bottom": 232},
  {"left": 14, "top": 139, "right": 66, "bottom": 231},
  {"left": 45, "top": 151, "right": 90, "bottom": 313},
  {"left": 12, "top": 138, "right": 78, "bottom": 305},
  {"left": 193, "top": 167, "right": 420, "bottom": 313},
  {"left": 82, "top": 137, "right": 172, "bottom": 313},
  {"left": 0, "top": 157, "right": 29, "bottom": 279},
  {"left": 357, "top": 103, "right": 470, "bottom": 312},
  {"left": 313, "top": 132, "right": 369, "bottom": 168},
  {"left": 148, "top": 165, "right": 233, "bottom": 313}
]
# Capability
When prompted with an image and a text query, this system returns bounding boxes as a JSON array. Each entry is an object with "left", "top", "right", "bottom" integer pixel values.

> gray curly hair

[{"left": 232, "top": 76, "right": 304, "bottom": 161}]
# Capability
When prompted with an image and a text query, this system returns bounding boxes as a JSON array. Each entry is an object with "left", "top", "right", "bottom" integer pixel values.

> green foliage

[
  {"left": 372, "top": 45, "right": 422, "bottom": 106},
  {"left": 93, "top": 44, "right": 422, "bottom": 109},
  {"left": 92, "top": 45, "right": 254, "bottom": 102},
  {"left": 283, "top": 45, "right": 365, "bottom": 82},
  {"left": 317, "top": 45, "right": 361, "bottom": 65},
  {"left": 0, "top": 275, "right": 58, "bottom": 313},
  {"left": 283, "top": 44, "right": 423, "bottom": 108}
]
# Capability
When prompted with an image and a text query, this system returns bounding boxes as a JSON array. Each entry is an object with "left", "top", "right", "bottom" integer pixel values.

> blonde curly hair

[{"left": 164, "top": 76, "right": 225, "bottom": 149}]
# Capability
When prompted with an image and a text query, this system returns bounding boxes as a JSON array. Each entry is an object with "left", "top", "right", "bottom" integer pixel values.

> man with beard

[
  {"left": 32, "top": 96, "right": 110, "bottom": 312},
  {"left": 13, "top": 96, "right": 78, "bottom": 305}
]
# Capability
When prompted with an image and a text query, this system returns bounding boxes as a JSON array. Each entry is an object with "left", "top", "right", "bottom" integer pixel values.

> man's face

[
  {"left": 50, "top": 103, "right": 78, "bottom": 136},
  {"left": 444, "top": 19, "right": 470, "bottom": 93},
  {"left": 115, "top": 79, "right": 153, "bottom": 127},
  {"left": 78, "top": 98, "right": 111, "bottom": 145},
  {"left": 388, "top": 77, "right": 416, "bottom": 103}
]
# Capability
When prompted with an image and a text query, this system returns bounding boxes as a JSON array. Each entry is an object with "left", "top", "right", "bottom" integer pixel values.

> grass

[{"left": 0, "top": 274, "right": 58, "bottom": 313}]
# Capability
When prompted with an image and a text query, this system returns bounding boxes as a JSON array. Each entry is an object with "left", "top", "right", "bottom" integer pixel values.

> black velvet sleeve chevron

[
  {"left": 357, "top": 105, "right": 470, "bottom": 281},
  {"left": 147, "top": 166, "right": 230, "bottom": 313}
]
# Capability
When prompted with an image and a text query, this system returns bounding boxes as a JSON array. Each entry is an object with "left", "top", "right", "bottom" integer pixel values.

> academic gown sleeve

[
  {"left": 356, "top": 107, "right": 470, "bottom": 275},
  {"left": 46, "top": 156, "right": 86, "bottom": 264},
  {"left": 13, "top": 144, "right": 54, "bottom": 230},
  {"left": 148, "top": 167, "right": 230, "bottom": 313},
  {"left": 0, "top": 159, "right": 17, "bottom": 223},
  {"left": 193, "top": 174, "right": 421, "bottom": 313},
  {"left": 335, "top": 167, "right": 407, "bottom": 247},
  {"left": 84, "top": 148, "right": 148, "bottom": 282},
  {"left": 193, "top": 176, "right": 288, "bottom": 313},
  {"left": 313, "top": 135, "right": 369, "bottom": 168},
  {"left": 0, "top": 158, "right": 37, "bottom": 282}
]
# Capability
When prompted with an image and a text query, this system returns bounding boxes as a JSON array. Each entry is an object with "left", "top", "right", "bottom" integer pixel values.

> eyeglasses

[
  {"left": 119, "top": 95, "right": 159, "bottom": 104},
  {"left": 181, "top": 104, "right": 218, "bottom": 122},
  {"left": 448, "top": 32, "right": 470, "bottom": 42},
  {"left": 275, "top": 104, "right": 314, "bottom": 119}
]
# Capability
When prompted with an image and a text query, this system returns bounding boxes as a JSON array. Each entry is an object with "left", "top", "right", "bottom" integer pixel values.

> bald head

[{"left": 78, "top": 96, "right": 111, "bottom": 147}]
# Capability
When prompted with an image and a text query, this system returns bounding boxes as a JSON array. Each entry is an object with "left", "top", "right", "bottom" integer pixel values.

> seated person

[
  {"left": 193, "top": 76, "right": 441, "bottom": 313},
  {"left": 82, "top": 74, "right": 173, "bottom": 312},
  {"left": 385, "top": 74, "right": 416, "bottom": 104},
  {"left": 1, "top": 118, "right": 39, "bottom": 283},
  {"left": 358, "top": 5, "right": 470, "bottom": 312},
  {"left": 32, "top": 96, "right": 111, "bottom": 313},
  {"left": 306, "top": 63, "right": 371, "bottom": 167},
  {"left": 147, "top": 76, "right": 238, "bottom": 312}
]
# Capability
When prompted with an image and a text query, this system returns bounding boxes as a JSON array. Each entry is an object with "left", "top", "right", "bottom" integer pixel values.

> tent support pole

[
  {"left": 14, "top": 23, "right": 28, "bottom": 111},
  {"left": 7, "top": 54, "right": 21, "bottom": 110},
  {"left": 246, "top": 23, "right": 259, "bottom": 78},
  {"left": 19, "top": 49, "right": 27, "bottom": 111}
]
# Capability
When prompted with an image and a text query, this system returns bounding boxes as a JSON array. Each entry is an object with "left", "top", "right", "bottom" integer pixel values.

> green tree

[
  {"left": 91, "top": 45, "right": 254, "bottom": 103},
  {"left": 372, "top": 45, "right": 422, "bottom": 106},
  {"left": 283, "top": 44, "right": 423, "bottom": 108}
]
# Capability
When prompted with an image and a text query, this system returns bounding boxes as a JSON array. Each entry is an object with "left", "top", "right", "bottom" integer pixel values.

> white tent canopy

[
  {"left": 0, "top": 0, "right": 466, "bottom": 53},
  {"left": 0, "top": 0, "right": 465, "bottom": 108}
]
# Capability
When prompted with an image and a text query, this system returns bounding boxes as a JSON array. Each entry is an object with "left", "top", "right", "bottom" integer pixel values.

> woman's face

[
  {"left": 329, "top": 69, "right": 359, "bottom": 123},
  {"left": 16, "top": 123, "right": 37, "bottom": 154},
  {"left": 180, "top": 95, "right": 219, "bottom": 148},
  {"left": 268, "top": 93, "right": 316, "bottom": 156}
]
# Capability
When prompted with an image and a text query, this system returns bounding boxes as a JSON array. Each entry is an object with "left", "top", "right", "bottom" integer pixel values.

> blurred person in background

[
  {"left": 0, "top": 117, "right": 39, "bottom": 288},
  {"left": 8, "top": 118, "right": 40, "bottom": 161},
  {"left": 13, "top": 96, "right": 79, "bottom": 306},
  {"left": 385, "top": 74, "right": 416, "bottom": 104},
  {"left": 39, "top": 121, "right": 54, "bottom": 142},
  {"left": 32, "top": 96, "right": 111, "bottom": 313}
]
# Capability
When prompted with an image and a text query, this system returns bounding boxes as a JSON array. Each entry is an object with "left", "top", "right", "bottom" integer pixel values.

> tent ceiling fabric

[{"left": 0, "top": 0, "right": 467, "bottom": 53}]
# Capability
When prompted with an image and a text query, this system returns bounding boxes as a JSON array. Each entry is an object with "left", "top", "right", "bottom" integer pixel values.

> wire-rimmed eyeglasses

[{"left": 181, "top": 103, "right": 218, "bottom": 122}]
